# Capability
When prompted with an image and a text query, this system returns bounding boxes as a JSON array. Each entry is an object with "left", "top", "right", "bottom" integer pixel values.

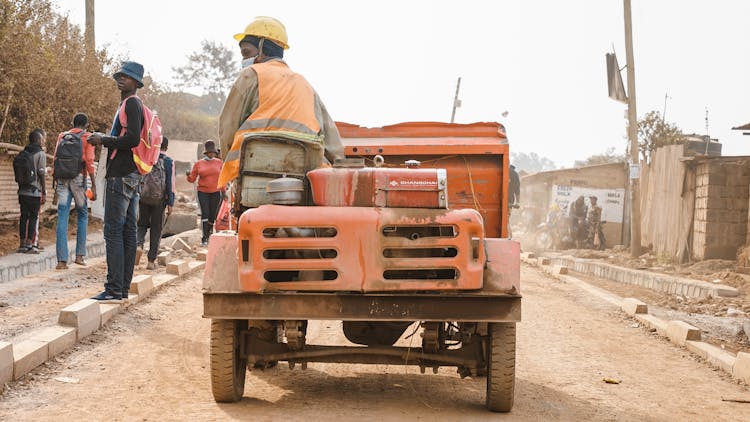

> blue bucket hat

[{"left": 113, "top": 61, "right": 144, "bottom": 88}]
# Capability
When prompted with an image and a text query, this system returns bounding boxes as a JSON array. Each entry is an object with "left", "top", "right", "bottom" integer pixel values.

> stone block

[
  {"left": 196, "top": 249, "right": 208, "bottom": 261},
  {"left": 59, "top": 299, "right": 101, "bottom": 340},
  {"left": 522, "top": 252, "right": 536, "bottom": 259},
  {"left": 162, "top": 213, "right": 198, "bottom": 237},
  {"left": 153, "top": 274, "right": 179, "bottom": 289},
  {"left": 685, "top": 340, "right": 712, "bottom": 359},
  {"left": 706, "top": 347, "right": 736, "bottom": 373},
  {"left": 166, "top": 259, "right": 189, "bottom": 275},
  {"left": 100, "top": 303, "right": 121, "bottom": 325},
  {"left": 157, "top": 251, "right": 172, "bottom": 266},
  {"left": 123, "top": 294, "right": 140, "bottom": 308},
  {"left": 552, "top": 265, "right": 568, "bottom": 275},
  {"left": 733, "top": 352, "right": 750, "bottom": 384},
  {"left": 129, "top": 274, "right": 154, "bottom": 296},
  {"left": 621, "top": 298, "right": 648, "bottom": 316},
  {"left": 635, "top": 314, "right": 668, "bottom": 336},
  {"left": 188, "top": 261, "right": 205, "bottom": 272},
  {"left": 170, "top": 237, "right": 192, "bottom": 253},
  {"left": 666, "top": 320, "right": 701, "bottom": 346},
  {"left": 710, "top": 285, "right": 740, "bottom": 297},
  {"left": 28, "top": 326, "right": 76, "bottom": 358},
  {"left": 0, "top": 341, "right": 12, "bottom": 386},
  {"left": 13, "top": 339, "right": 48, "bottom": 379},
  {"left": 537, "top": 257, "right": 551, "bottom": 266}
]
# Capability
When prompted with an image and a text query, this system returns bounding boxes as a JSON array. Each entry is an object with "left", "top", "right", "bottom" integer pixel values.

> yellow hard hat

[{"left": 234, "top": 16, "right": 289, "bottom": 50}]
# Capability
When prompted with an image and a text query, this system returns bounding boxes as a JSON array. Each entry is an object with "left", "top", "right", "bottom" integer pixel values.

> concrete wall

[
  {"left": 520, "top": 162, "right": 628, "bottom": 247},
  {"left": 692, "top": 158, "right": 750, "bottom": 260}
]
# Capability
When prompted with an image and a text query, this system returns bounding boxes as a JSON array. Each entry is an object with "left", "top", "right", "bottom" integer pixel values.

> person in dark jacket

[
  {"left": 87, "top": 61, "right": 145, "bottom": 303},
  {"left": 136, "top": 136, "right": 175, "bottom": 270},
  {"left": 17, "top": 129, "right": 47, "bottom": 254}
]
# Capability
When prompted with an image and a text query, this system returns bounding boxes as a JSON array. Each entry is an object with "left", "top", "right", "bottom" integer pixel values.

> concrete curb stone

[
  {"left": 621, "top": 298, "right": 648, "bottom": 316},
  {"left": 28, "top": 326, "right": 76, "bottom": 358},
  {"left": 13, "top": 339, "right": 48, "bottom": 380},
  {"left": 732, "top": 352, "right": 750, "bottom": 384},
  {"left": 167, "top": 259, "right": 189, "bottom": 276},
  {"left": 58, "top": 299, "right": 101, "bottom": 340},
  {"left": 666, "top": 320, "right": 702, "bottom": 345},
  {"left": 0, "top": 341, "right": 12, "bottom": 386}
]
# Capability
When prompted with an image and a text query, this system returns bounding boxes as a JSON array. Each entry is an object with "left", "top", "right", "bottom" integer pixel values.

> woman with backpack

[{"left": 187, "top": 140, "right": 223, "bottom": 246}]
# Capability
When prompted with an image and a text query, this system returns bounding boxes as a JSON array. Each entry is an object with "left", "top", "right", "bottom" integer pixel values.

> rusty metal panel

[
  {"left": 237, "top": 204, "right": 485, "bottom": 293},
  {"left": 202, "top": 232, "right": 241, "bottom": 292},
  {"left": 483, "top": 238, "right": 521, "bottom": 295},
  {"left": 203, "top": 292, "right": 521, "bottom": 322}
]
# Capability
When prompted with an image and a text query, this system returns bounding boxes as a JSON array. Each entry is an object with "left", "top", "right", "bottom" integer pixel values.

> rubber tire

[
  {"left": 486, "top": 322, "right": 516, "bottom": 412},
  {"left": 210, "top": 319, "right": 247, "bottom": 402}
]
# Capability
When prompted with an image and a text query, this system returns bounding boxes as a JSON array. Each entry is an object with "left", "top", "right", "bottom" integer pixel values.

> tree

[
  {"left": 510, "top": 152, "right": 557, "bottom": 173},
  {"left": 634, "top": 110, "right": 684, "bottom": 163},
  {"left": 172, "top": 40, "right": 237, "bottom": 105},
  {"left": 0, "top": 0, "right": 118, "bottom": 148},
  {"left": 574, "top": 147, "right": 626, "bottom": 167}
]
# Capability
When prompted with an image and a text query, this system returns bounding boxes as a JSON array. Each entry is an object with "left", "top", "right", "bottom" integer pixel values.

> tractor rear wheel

[
  {"left": 210, "top": 319, "right": 247, "bottom": 402},
  {"left": 486, "top": 322, "right": 516, "bottom": 412}
]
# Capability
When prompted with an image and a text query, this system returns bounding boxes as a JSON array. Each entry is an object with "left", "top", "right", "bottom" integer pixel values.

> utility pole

[
  {"left": 85, "top": 0, "right": 95, "bottom": 54},
  {"left": 624, "top": 0, "right": 641, "bottom": 257},
  {"left": 450, "top": 77, "right": 462, "bottom": 123}
]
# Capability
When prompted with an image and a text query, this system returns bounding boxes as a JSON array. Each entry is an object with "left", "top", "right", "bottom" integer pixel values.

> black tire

[
  {"left": 486, "top": 322, "right": 516, "bottom": 412},
  {"left": 210, "top": 319, "right": 247, "bottom": 402}
]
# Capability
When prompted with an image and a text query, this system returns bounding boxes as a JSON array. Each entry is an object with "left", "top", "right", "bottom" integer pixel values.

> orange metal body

[
  {"left": 237, "top": 204, "right": 485, "bottom": 293},
  {"left": 337, "top": 122, "right": 510, "bottom": 238},
  {"left": 307, "top": 166, "right": 447, "bottom": 208}
]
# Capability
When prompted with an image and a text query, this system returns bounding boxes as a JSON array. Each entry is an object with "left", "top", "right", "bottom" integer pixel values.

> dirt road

[{"left": 1, "top": 265, "right": 749, "bottom": 421}]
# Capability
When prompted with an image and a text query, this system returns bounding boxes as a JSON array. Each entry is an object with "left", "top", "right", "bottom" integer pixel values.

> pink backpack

[{"left": 113, "top": 95, "right": 163, "bottom": 175}]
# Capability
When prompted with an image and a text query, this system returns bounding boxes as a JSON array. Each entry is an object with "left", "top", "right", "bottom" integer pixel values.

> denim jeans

[
  {"left": 56, "top": 175, "right": 88, "bottom": 262},
  {"left": 103, "top": 173, "right": 140, "bottom": 297}
]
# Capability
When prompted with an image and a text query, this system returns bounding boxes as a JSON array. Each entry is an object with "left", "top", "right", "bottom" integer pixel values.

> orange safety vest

[{"left": 218, "top": 61, "right": 323, "bottom": 187}]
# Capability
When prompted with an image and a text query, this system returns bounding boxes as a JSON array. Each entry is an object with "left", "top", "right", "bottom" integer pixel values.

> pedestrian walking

[
  {"left": 187, "top": 140, "right": 223, "bottom": 246},
  {"left": 587, "top": 195, "right": 605, "bottom": 250},
  {"left": 87, "top": 61, "right": 146, "bottom": 303},
  {"left": 13, "top": 129, "right": 47, "bottom": 254},
  {"left": 52, "top": 113, "right": 97, "bottom": 269},
  {"left": 137, "top": 136, "right": 175, "bottom": 269}
]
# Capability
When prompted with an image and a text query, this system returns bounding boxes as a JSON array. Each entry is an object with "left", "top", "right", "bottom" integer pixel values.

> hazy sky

[{"left": 53, "top": 0, "right": 750, "bottom": 168}]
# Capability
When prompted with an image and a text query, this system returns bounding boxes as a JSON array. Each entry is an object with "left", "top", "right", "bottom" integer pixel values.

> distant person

[
  {"left": 87, "top": 61, "right": 146, "bottom": 303},
  {"left": 187, "top": 140, "right": 223, "bottom": 246},
  {"left": 507, "top": 164, "right": 521, "bottom": 238},
  {"left": 508, "top": 164, "right": 520, "bottom": 206},
  {"left": 137, "top": 136, "right": 175, "bottom": 269},
  {"left": 52, "top": 113, "right": 97, "bottom": 269},
  {"left": 14, "top": 129, "right": 47, "bottom": 254},
  {"left": 569, "top": 195, "right": 588, "bottom": 248},
  {"left": 587, "top": 195, "right": 605, "bottom": 250}
]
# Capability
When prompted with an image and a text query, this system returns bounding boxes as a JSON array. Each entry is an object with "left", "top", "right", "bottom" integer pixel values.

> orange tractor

[{"left": 202, "top": 121, "right": 521, "bottom": 412}]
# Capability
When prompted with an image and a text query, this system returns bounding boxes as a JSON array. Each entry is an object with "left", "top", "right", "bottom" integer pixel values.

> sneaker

[
  {"left": 146, "top": 261, "right": 157, "bottom": 270},
  {"left": 200, "top": 240, "right": 208, "bottom": 247},
  {"left": 56, "top": 262, "right": 68, "bottom": 270},
  {"left": 16, "top": 246, "right": 29, "bottom": 253},
  {"left": 91, "top": 291, "right": 122, "bottom": 303},
  {"left": 25, "top": 246, "right": 40, "bottom": 254},
  {"left": 74, "top": 256, "right": 86, "bottom": 266},
  {"left": 35, "top": 245, "right": 44, "bottom": 251}
]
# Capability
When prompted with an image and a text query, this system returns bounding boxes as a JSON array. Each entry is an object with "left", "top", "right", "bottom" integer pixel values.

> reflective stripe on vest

[{"left": 218, "top": 61, "right": 323, "bottom": 187}]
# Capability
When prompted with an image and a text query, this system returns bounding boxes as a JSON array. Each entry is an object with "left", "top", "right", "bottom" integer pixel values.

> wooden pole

[
  {"left": 624, "top": 0, "right": 642, "bottom": 257},
  {"left": 85, "top": 0, "right": 95, "bottom": 53},
  {"left": 450, "top": 77, "right": 461, "bottom": 123}
]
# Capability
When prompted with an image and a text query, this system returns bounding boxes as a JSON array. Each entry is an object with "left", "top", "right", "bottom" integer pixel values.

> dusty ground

[
  {"left": 516, "top": 226, "right": 750, "bottom": 343},
  {"left": 1, "top": 266, "right": 749, "bottom": 420}
]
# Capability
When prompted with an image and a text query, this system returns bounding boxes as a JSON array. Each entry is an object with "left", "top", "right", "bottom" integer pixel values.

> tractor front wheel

[{"left": 210, "top": 319, "right": 247, "bottom": 402}]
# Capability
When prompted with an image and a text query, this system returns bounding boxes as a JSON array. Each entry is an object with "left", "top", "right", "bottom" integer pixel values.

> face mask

[{"left": 241, "top": 56, "right": 257, "bottom": 69}]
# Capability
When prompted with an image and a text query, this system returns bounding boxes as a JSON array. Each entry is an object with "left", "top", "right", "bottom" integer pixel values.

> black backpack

[
  {"left": 13, "top": 149, "right": 36, "bottom": 188},
  {"left": 54, "top": 131, "right": 84, "bottom": 180},
  {"left": 140, "top": 156, "right": 167, "bottom": 205}
]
